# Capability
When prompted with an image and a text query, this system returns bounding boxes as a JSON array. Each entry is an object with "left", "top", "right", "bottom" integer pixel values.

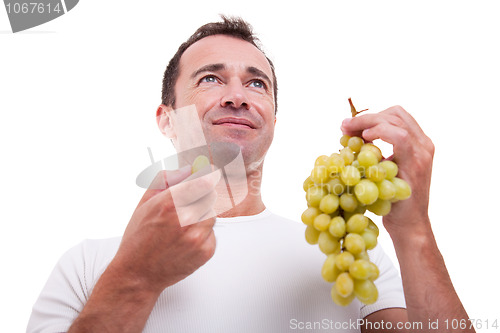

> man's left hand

[{"left": 341, "top": 105, "right": 435, "bottom": 236}]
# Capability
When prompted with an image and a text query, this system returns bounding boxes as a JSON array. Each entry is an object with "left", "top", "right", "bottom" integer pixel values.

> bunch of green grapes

[{"left": 301, "top": 134, "right": 411, "bottom": 306}]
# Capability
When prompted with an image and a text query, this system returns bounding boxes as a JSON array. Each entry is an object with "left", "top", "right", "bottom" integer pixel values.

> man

[{"left": 27, "top": 16, "right": 474, "bottom": 333}]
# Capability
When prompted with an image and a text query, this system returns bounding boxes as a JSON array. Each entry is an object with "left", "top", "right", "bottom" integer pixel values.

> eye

[
  {"left": 249, "top": 79, "right": 266, "bottom": 89},
  {"left": 199, "top": 75, "right": 218, "bottom": 84}
]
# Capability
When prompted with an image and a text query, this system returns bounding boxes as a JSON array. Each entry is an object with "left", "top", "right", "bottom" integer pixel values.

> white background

[{"left": 1, "top": 1, "right": 499, "bottom": 331}]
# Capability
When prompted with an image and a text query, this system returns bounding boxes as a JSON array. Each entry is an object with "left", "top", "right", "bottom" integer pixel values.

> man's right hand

[
  {"left": 112, "top": 165, "right": 221, "bottom": 294},
  {"left": 68, "top": 166, "right": 220, "bottom": 333}
]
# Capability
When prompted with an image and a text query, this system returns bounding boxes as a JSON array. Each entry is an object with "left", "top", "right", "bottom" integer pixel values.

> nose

[{"left": 220, "top": 81, "right": 250, "bottom": 110}]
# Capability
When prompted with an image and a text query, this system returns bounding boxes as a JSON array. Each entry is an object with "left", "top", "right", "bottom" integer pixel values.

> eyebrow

[
  {"left": 191, "top": 63, "right": 226, "bottom": 79},
  {"left": 190, "top": 63, "right": 273, "bottom": 89},
  {"left": 247, "top": 66, "right": 272, "bottom": 89}
]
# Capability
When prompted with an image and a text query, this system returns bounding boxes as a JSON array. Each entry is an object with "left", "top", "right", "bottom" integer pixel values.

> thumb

[{"left": 138, "top": 165, "right": 192, "bottom": 207}]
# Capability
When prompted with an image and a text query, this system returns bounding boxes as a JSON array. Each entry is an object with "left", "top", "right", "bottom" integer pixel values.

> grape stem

[{"left": 348, "top": 98, "right": 368, "bottom": 117}]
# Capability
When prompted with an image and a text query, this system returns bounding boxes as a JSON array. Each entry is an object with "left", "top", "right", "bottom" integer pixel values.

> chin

[{"left": 204, "top": 128, "right": 272, "bottom": 168}]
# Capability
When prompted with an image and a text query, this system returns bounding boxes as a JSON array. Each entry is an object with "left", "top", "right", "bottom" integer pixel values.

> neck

[{"left": 215, "top": 162, "right": 266, "bottom": 218}]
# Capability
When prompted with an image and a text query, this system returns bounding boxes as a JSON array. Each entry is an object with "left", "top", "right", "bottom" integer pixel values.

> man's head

[
  {"left": 161, "top": 16, "right": 278, "bottom": 114},
  {"left": 157, "top": 16, "right": 278, "bottom": 170}
]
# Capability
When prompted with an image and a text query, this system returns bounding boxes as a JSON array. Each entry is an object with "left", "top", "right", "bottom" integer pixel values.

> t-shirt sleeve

[
  {"left": 26, "top": 242, "right": 91, "bottom": 333},
  {"left": 360, "top": 243, "right": 407, "bottom": 318}
]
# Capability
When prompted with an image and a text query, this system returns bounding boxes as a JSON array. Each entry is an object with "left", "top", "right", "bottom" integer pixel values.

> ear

[{"left": 156, "top": 104, "right": 176, "bottom": 139}]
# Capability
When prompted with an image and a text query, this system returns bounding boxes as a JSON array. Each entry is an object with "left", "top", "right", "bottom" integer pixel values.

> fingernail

[{"left": 342, "top": 118, "right": 352, "bottom": 127}]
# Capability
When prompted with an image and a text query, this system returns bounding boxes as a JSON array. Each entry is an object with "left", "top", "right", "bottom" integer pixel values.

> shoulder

[
  {"left": 56, "top": 237, "right": 121, "bottom": 285},
  {"left": 259, "top": 210, "right": 305, "bottom": 228},
  {"left": 80, "top": 237, "right": 122, "bottom": 258},
  {"left": 61, "top": 237, "right": 121, "bottom": 263},
  {"left": 26, "top": 237, "right": 122, "bottom": 332}
]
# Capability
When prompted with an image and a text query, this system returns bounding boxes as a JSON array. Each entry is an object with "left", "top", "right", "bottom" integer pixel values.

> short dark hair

[{"left": 161, "top": 15, "right": 278, "bottom": 114}]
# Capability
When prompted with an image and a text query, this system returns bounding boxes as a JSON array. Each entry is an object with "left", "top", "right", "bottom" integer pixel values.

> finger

[
  {"left": 138, "top": 165, "right": 192, "bottom": 207},
  {"left": 182, "top": 208, "right": 217, "bottom": 231},
  {"left": 384, "top": 106, "right": 427, "bottom": 139},
  {"left": 198, "top": 230, "right": 216, "bottom": 261},
  {"left": 168, "top": 168, "right": 222, "bottom": 207},
  {"left": 342, "top": 106, "right": 423, "bottom": 142},
  {"left": 359, "top": 123, "right": 414, "bottom": 163},
  {"left": 341, "top": 113, "right": 384, "bottom": 137},
  {"left": 199, "top": 209, "right": 217, "bottom": 227},
  {"left": 144, "top": 167, "right": 220, "bottom": 217},
  {"left": 361, "top": 122, "right": 408, "bottom": 144},
  {"left": 177, "top": 164, "right": 215, "bottom": 183},
  {"left": 176, "top": 190, "right": 218, "bottom": 227}
]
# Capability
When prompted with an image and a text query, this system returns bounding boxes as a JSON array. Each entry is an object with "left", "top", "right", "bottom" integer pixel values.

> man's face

[{"left": 168, "top": 34, "right": 276, "bottom": 169}]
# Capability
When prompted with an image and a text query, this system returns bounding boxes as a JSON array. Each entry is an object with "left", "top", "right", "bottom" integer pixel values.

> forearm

[
  {"left": 68, "top": 262, "right": 161, "bottom": 333},
  {"left": 388, "top": 219, "right": 474, "bottom": 332}
]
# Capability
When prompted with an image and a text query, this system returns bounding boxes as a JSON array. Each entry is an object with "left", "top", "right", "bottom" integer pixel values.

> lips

[{"left": 212, "top": 117, "right": 256, "bottom": 129}]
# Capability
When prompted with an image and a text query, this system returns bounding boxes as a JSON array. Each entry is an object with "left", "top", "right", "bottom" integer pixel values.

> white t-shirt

[{"left": 27, "top": 209, "right": 405, "bottom": 332}]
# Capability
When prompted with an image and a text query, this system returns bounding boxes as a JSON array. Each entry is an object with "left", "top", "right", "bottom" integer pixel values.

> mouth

[{"left": 212, "top": 117, "right": 256, "bottom": 129}]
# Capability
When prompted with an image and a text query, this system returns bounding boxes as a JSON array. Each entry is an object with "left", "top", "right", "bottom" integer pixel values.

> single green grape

[
  {"left": 331, "top": 283, "right": 355, "bottom": 306},
  {"left": 354, "top": 179, "right": 379, "bottom": 205},
  {"left": 301, "top": 207, "right": 320, "bottom": 226},
  {"left": 327, "top": 153, "right": 345, "bottom": 175},
  {"left": 357, "top": 150, "right": 378, "bottom": 168},
  {"left": 354, "top": 279, "right": 378, "bottom": 305},
  {"left": 303, "top": 176, "right": 314, "bottom": 192},
  {"left": 329, "top": 216, "right": 346, "bottom": 238},
  {"left": 367, "top": 218, "right": 379, "bottom": 237},
  {"left": 344, "top": 233, "right": 366, "bottom": 254},
  {"left": 367, "top": 199, "right": 391, "bottom": 216},
  {"left": 365, "top": 165, "right": 386, "bottom": 182},
  {"left": 343, "top": 204, "right": 367, "bottom": 222},
  {"left": 325, "top": 177, "right": 345, "bottom": 195},
  {"left": 335, "top": 272, "right": 354, "bottom": 297},
  {"left": 335, "top": 251, "right": 355, "bottom": 271},
  {"left": 321, "top": 253, "right": 341, "bottom": 282},
  {"left": 361, "top": 229, "right": 378, "bottom": 250},
  {"left": 377, "top": 179, "right": 396, "bottom": 200},
  {"left": 347, "top": 136, "right": 364, "bottom": 153},
  {"left": 315, "top": 155, "right": 329, "bottom": 167},
  {"left": 319, "top": 194, "right": 339, "bottom": 214},
  {"left": 313, "top": 213, "right": 331, "bottom": 231},
  {"left": 354, "top": 251, "right": 370, "bottom": 261},
  {"left": 346, "top": 214, "right": 369, "bottom": 234},
  {"left": 318, "top": 231, "right": 340, "bottom": 254},
  {"left": 191, "top": 155, "right": 210, "bottom": 174},
  {"left": 349, "top": 259, "right": 372, "bottom": 280},
  {"left": 351, "top": 160, "right": 366, "bottom": 178},
  {"left": 360, "top": 143, "right": 383, "bottom": 162},
  {"left": 311, "top": 165, "right": 329, "bottom": 184},
  {"left": 379, "top": 160, "right": 398, "bottom": 179},
  {"left": 341, "top": 165, "right": 361, "bottom": 186},
  {"left": 392, "top": 177, "right": 412, "bottom": 200},
  {"left": 306, "top": 186, "right": 327, "bottom": 207},
  {"left": 369, "top": 262, "right": 380, "bottom": 281},
  {"left": 339, "top": 193, "right": 358, "bottom": 212},
  {"left": 339, "top": 147, "right": 355, "bottom": 165},
  {"left": 305, "top": 225, "right": 320, "bottom": 244},
  {"left": 340, "top": 134, "right": 351, "bottom": 147}
]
